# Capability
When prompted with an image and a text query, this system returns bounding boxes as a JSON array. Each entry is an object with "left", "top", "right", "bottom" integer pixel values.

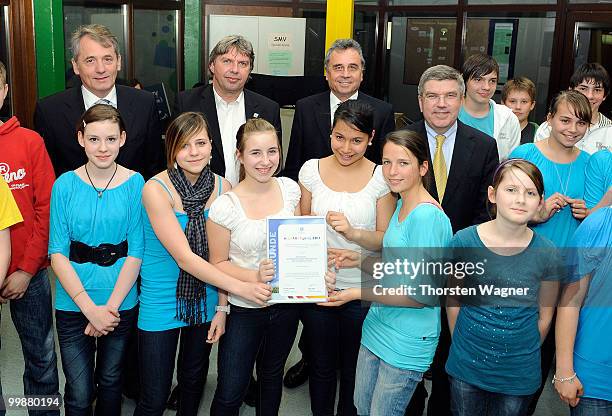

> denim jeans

[
  {"left": 354, "top": 346, "right": 423, "bottom": 416},
  {"left": 56, "top": 305, "right": 137, "bottom": 416},
  {"left": 134, "top": 323, "right": 213, "bottom": 416},
  {"left": 449, "top": 375, "right": 533, "bottom": 416},
  {"left": 210, "top": 304, "right": 299, "bottom": 416},
  {"left": 570, "top": 397, "right": 612, "bottom": 416},
  {"left": 302, "top": 299, "right": 369, "bottom": 416},
  {"left": 0, "top": 268, "right": 59, "bottom": 416}
]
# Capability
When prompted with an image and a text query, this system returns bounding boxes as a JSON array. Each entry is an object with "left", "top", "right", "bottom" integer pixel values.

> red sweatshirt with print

[{"left": 0, "top": 116, "right": 55, "bottom": 276}]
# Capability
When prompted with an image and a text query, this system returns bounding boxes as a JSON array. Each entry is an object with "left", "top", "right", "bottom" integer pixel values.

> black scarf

[{"left": 168, "top": 164, "right": 215, "bottom": 325}]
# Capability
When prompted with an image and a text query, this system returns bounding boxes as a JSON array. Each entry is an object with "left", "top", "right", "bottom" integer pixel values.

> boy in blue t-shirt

[{"left": 459, "top": 53, "right": 521, "bottom": 159}]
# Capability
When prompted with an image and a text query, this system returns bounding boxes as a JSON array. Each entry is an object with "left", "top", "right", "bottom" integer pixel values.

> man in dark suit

[
  {"left": 282, "top": 38, "right": 395, "bottom": 181},
  {"left": 404, "top": 65, "right": 499, "bottom": 416},
  {"left": 34, "top": 24, "right": 163, "bottom": 180},
  {"left": 176, "top": 35, "right": 281, "bottom": 185}
]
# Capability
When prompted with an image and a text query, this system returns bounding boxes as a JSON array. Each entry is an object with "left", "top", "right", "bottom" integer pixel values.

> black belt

[{"left": 69, "top": 240, "right": 128, "bottom": 267}]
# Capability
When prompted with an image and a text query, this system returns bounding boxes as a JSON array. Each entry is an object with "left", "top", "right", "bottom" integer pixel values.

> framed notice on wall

[{"left": 488, "top": 20, "right": 519, "bottom": 84}]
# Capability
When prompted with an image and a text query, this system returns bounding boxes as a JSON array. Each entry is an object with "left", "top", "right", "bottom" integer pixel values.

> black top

[{"left": 520, "top": 122, "right": 538, "bottom": 144}]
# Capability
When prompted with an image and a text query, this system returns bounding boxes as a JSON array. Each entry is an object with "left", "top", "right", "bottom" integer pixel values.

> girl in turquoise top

[
  {"left": 49, "top": 104, "right": 144, "bottom": 415},
  {"left": 446, "top": 159, "right": 560, "bottom": 416},
  {"left": 327, "top": 130, "right": 453, "bottom": 416},
  {"left": 136, "top": 112, "right": 273, "bottom": 416}
]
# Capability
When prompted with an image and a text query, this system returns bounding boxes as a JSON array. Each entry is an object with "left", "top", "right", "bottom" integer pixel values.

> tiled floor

[{"left": 0, "top": 277, "right": 569, "bottom": 416}]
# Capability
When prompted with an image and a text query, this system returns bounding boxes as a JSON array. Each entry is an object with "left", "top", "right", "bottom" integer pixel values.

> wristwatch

[{"left": 215, "top": 305, "right": 230, "bottom": 315}]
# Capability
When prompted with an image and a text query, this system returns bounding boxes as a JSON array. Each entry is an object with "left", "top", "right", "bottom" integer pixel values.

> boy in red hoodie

[{"left": 0, "top": 61, "right": 59, "bottom": 415}]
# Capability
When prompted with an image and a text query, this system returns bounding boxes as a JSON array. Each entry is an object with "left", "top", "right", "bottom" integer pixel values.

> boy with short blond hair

[
  {"left": 502, "top": 77, "right": 538, "bottom": 144},
  {"left": 0, "top": 60, "right": 59, "bottom": 414}
]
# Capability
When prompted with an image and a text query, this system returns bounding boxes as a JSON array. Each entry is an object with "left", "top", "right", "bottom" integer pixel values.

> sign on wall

[{"left": 208, "top": 15, "right": 306, "bottom": 76}]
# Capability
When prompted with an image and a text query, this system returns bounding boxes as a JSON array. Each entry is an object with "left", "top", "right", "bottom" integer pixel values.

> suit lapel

[
  {"left": 66, "top": 87, "right": 86, "bottom": 128},
  {"left": 445, "top": 122, "right": 475, "bottom": 204},
  {"left": 244, "top": 90, "right": 259, "bottom": 119},
  {"left": 315, "top": 93, "right": 332, "bottom": 152},
  {"left": 202, "top": 86, "right": 225, "bottom": 170},
  {"left": 116, "top": 86, "right": 136, "bottom": 135}
]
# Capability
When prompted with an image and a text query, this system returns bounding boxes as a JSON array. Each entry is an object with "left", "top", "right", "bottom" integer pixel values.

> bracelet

[
  {"left": 552, "top": 373, "right": 577, "bottom": 384},
  {"left": 215, "top": 305, "right": 230, "bottom": 315},
  {"left": 72, "top": 289, "right": 85, "bottom": 301}
]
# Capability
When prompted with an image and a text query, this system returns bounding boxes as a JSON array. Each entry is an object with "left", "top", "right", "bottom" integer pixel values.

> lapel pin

[{"left": 253, "top": 113, "right": 259, "bottom": 118}]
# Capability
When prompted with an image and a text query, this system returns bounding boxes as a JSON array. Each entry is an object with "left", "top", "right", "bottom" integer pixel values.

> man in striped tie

[{"left": 402, "top": 65, "right": 499, "bottom": 416}]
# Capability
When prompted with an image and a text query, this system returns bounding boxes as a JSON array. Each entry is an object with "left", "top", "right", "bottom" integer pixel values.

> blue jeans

[
  {"left": 56, "top": 305, "right": 137, "bottom": 416},
  {"left": 354, "top": 345, "right": 423, "bottom": 416},
  {"left": 210, "top": 304, "right": 299, "bottom": 416},
  {"left": 134, "top": 323, "right": 213, "bottom": 416},
  {"left": 0, "top": 268, "right": 59, "bottom": 416},
  {"left": 570, "top": 397, "right": 612, "bottom": 416},
  {"left": 302, "top": 299, "right": 369, "bottom": 416},
  {"left": 449, "top": 376, "right": 533, "bottom": 416}
]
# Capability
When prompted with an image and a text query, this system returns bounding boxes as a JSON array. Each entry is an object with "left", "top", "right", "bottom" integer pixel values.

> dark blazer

[
  {"left": 405, "top": 120, "right": 499, "bottom": 233},
  {"left": 34, "top": 85, "right": 164, "bottom": 179},
  {"left": 282, "top": 91, "right": 395, "bottom": 181},
  {"left": 176, "top": 84, "right": 282, "bottom": 177}
]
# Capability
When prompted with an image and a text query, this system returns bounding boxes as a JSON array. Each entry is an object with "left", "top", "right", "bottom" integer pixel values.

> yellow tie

[{"left": 433, "top": 134, "right": 448, "bottom": 201}]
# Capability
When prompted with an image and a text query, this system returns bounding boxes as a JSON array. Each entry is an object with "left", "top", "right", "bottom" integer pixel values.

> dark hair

[
  {"left": 570, "top": 62, "right": 610, "bottom": 98},
  {"left": 236, "top": 118, "right": 282, "bottom": 182},
  {"left": 462, "top": 53, "right": 500, "bottom": 84},
  {"left": 382, "top": 130, "right": 432, "bottom": 189},
  {"left": 165, "top": 112, "right": 211, "bottom": 170},
  {"left": 128, "top": 78, "right": 142, "bottom": 88},
  {"left": 548, "top": 90, "right": 592, "bottom": 125},
  {"left": 332, "top": 100, "right": 375, "bottom": 137},
  {"left": 501, "top": 77, "right": 536, "bottom": 102},
  {"left": 488, "top": 158, "right": 544, "bottom": 218},
  {"left": 76, "top": 104, "right": 125, "bottom": 136}
]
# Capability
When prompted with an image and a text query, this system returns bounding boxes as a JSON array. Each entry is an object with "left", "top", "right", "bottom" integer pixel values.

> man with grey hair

[
  {"left": 403, "top": 65, "right": 498, "bottom": 416},
  {"left": 177, "top": 34, "right": 281, "bottom": 185},
  {"left": 282, "top": 38, "right": 395, "bottom": 180},
  {"left": 34, "top": 24, "right": 163, "bottom": 179}
]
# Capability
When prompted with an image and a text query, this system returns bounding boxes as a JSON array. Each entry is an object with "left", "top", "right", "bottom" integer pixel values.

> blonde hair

[
  {"left": 236, "top": 118, "right": 281, "bottom": 181},
  {"left": 0, "top": 61, "right": 6, "bottom": 86}
]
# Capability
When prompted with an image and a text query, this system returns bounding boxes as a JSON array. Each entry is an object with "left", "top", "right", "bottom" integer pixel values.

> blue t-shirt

[
  {"left": 567, "top": 207, "right": 612, "bottom": 402},
  {"left": 49, "top": 171, "right": 144, "bottom": 312},
  {"left": 510, "top": 143, "right": 590, "bottom": 247},
  {"left": 584, "top": 149, "right": 612, "bottom": 208},
  {"left": 445, "top": 225, "right": 563, "bottom": 395},
  {"left": 361, "top": 202, "right": 453, "bottom": 372},
  {"left": 459, "top": 102, "right": 495, "bottom": 138},
  {"left": 138, "top": 177, "right": 219, "bottom": 331}
]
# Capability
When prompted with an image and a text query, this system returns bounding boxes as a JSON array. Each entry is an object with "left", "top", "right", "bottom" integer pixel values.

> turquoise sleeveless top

[{"left": 138, "top": 175, "right": 221, "bottom": 331}]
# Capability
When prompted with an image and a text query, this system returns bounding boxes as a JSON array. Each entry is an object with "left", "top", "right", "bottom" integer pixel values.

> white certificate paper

[{"left": 267, "top": 216, "right": 327, "bottom": 303}]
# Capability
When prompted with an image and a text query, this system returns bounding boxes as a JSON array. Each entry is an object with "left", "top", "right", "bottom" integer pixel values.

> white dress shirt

[
  {"left": 330, "top": 91, "right": 359, "bottom": 125},
  {"left": 82, "top": 86, "right": 118, "bottom": 110},
  {"left": 424, "top": 121, "right": 457, "bottom": 175},
  {"left": 213, "top": 87, "right": 246, "bottom": 186}
]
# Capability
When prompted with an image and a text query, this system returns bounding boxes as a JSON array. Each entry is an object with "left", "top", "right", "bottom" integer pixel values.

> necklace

[
  {"left": 548, "top": 140, "right": 575, "bottom": 196},
  {"left": 85, "top": 162, "right": 118, "bottom": 198}
]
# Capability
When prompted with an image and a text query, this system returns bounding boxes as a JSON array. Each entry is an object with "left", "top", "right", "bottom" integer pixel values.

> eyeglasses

[{"left": 422, "top": 92, "right": 461, "bottom": 103}]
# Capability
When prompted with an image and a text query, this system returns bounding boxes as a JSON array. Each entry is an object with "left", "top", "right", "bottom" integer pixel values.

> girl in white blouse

[
  {"left": 207, "top": 118, "right": 302, "bottom": 415},
  {"left": 299, "top": 100, "right": 396, "bottom": 416}
]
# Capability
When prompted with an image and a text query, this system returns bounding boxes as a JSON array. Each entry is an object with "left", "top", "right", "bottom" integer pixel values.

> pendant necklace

[
  {"left": 85, "top": 162, "right": 118, "bottom": 198},
  {"left": 549, "top": 141, "right": 574, "bottom": 196}
]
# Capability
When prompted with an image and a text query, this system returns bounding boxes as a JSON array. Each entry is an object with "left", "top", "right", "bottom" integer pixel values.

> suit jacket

[
  {"left": 282, "top": 91, "right": 395, "bottom": 181},
  {"left": 176, "top": 84, "right": 282, "bottom": 177},
  {"left": 405, "top": 120, "right": 499, "bottom": 233},
  {"left": 34, "top": 85, "right": 164, "bottom": 179}
]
